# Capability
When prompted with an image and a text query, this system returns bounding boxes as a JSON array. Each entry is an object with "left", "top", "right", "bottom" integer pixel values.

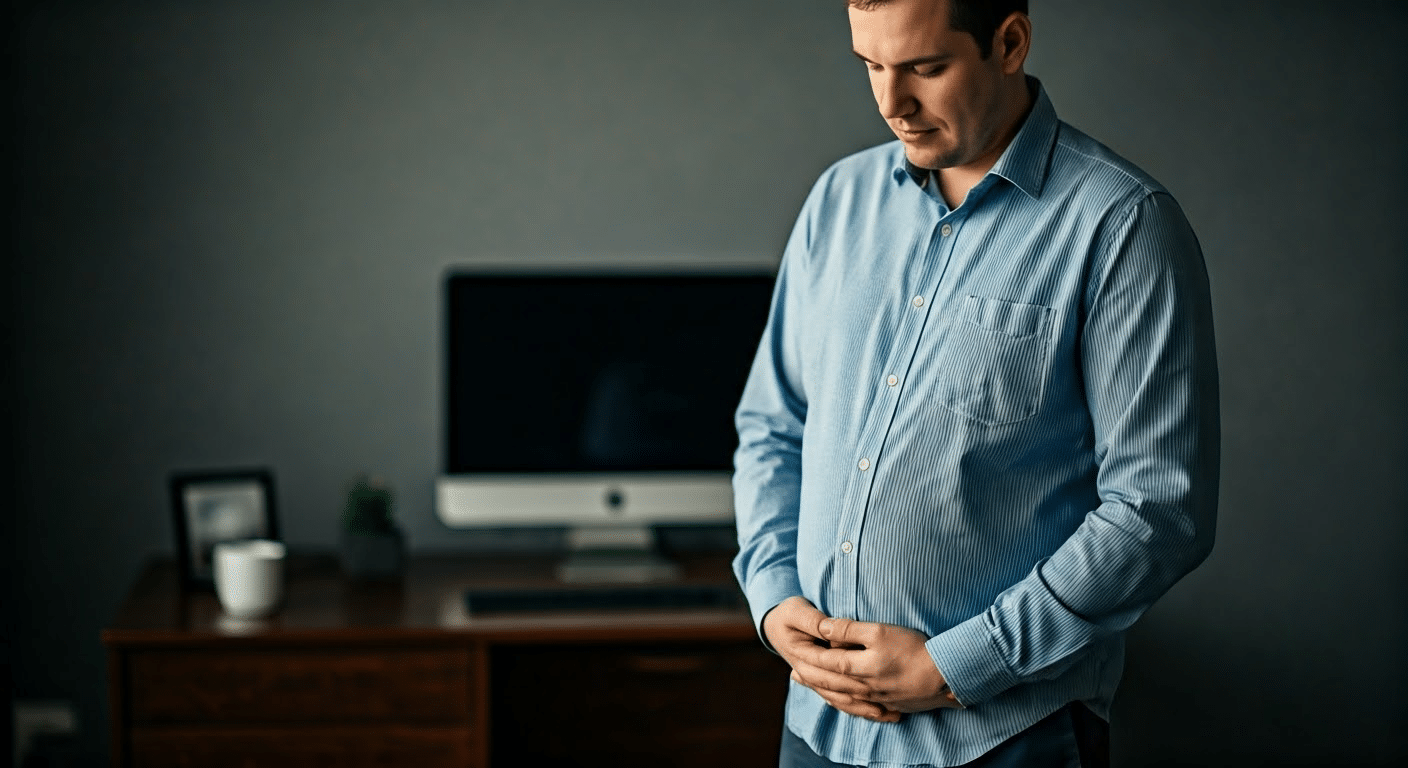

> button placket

[{"left": 834, "top": 210, "right": 957, "bottom": 621}]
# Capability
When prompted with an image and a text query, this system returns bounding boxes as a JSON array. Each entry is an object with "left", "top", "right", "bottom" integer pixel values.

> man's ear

[{"left": 994, "top": 12, "right": 1031, "bottom": 75}]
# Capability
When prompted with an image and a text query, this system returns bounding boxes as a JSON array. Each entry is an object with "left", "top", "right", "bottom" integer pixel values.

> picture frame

[{"left": 170, "top": 468, "right": 280, "bottom": 589}]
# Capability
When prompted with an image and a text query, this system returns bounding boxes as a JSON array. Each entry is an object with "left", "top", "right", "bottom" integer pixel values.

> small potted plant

[{"left": 339, "top": 473, "right": 405, "bottom": 580}]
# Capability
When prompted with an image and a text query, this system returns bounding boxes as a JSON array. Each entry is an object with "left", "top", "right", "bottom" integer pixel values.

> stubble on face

[{"left": 849, "top": 0, "right": 1020, "bottom": 175}]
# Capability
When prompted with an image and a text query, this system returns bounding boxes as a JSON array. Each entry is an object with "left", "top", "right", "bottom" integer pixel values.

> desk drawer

[
  {"left": 492, "top": 642, "right": 789, "bottom": 766},
  {"left": 128, "top": 648, "right": 472, "bottom": 724},
  {"left": 130, "top": 725, "right": 477, "bottom": 768}
]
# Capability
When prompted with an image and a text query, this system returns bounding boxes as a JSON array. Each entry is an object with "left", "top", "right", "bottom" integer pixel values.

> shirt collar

[{"left": 892, "top": 76, "right": 1059, "bottom": 200}]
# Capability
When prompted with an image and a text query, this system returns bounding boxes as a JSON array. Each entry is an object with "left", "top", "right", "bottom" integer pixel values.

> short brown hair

[{"left": 848, "top": 0, "right": 1029, "bottom": 59}]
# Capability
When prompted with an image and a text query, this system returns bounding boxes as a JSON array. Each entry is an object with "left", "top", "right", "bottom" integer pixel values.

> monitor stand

[{"left": 555, "top": 525, "right": 682, "bottom": 584}]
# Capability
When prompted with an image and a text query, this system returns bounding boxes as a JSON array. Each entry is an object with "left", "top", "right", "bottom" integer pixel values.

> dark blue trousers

[{"left": 779, "top": 704, "right": 1110, "bottom": 768}]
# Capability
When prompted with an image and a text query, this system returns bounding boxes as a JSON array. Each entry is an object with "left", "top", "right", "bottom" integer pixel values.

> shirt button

[
  {"left": 841, "top": 541, "right": 853, "bottom": 554},
  {"left": 886, "top": 374, "right": 898, "bottom": 387},
  {"left": 858, "top": 458, "right": 870, "bottom": 471},
  {"left": 941, "top": 224, "right": 953, "bottom": 236},
  {"left": 911, "top": 295, "right": 925, "bottom": 308}
]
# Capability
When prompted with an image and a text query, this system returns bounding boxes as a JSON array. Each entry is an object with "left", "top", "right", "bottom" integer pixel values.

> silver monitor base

[{"left": 555, "top": 525, "right": 682, "bottom": 584}]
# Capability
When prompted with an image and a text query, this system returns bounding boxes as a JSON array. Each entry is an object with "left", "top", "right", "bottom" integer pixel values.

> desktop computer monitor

[{"left": 436, "top": 268, "right": 775, "bottom": 578}]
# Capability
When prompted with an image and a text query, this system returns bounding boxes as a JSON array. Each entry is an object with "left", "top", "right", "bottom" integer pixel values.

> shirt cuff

[
  {"left": 741, "top": 565, "right": 805, "bottom": 654},
  {"left": 924, "top": 612, "right": 1020, "bottom": 707}
]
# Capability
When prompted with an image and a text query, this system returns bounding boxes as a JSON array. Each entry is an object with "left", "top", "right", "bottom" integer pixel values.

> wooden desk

[{"left": 103, "top": 553, "right": 789, "bottom": 767}]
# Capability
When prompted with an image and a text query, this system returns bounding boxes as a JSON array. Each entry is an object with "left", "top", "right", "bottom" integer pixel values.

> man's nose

[{"left": 875, "top": 71, "right": 916, "bottom": 120}]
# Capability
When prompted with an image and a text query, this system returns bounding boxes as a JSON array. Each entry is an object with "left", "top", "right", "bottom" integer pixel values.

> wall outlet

[{"left": 13, "top": 700, "right": 78, "bottom": 765}]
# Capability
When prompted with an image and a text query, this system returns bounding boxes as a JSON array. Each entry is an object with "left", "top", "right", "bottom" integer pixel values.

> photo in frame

[{"left": 170, "top": 468, "right": 280, "bottom": 588}]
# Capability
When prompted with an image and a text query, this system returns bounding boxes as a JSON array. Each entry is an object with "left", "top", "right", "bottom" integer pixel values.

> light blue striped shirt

[{"left": 732, "top": 80, "right": 1219, "bottom": 767}]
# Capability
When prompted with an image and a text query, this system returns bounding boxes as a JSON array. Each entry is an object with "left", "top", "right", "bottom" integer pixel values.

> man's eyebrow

[{"left": 851, "top": 50, "right": 952, "bottom": 68}]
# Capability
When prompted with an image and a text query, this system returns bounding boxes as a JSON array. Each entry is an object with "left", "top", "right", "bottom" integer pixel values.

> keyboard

[{"left": 464, "top": 583, "right": 744, "bottom": 614}]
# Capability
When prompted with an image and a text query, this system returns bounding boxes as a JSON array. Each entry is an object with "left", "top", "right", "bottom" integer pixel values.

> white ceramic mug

[{"left": 213, "top": 539, "right": 286, "bottom": 619}]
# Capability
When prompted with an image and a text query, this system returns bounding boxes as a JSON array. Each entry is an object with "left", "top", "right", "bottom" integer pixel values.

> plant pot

[{"left": 339, "top": 528, "right": 405, "bottom": 580}]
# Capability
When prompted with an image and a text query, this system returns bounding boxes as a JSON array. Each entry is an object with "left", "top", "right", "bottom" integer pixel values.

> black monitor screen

[{"left": 445, "top": 272, "right": 776, "bottom": 474}]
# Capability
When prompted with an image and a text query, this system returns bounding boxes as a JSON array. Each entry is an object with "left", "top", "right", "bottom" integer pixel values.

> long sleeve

[
  {"left": 730, "top": 198, "right": 819, "bottom": 638},
  {"left": 924, "top": 191, "right": 1220, "bottom": 705}
]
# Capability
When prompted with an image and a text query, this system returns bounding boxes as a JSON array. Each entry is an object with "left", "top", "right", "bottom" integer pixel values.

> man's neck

[{"left": 935, "top": 77, "right": 1035, "bottom": 209}]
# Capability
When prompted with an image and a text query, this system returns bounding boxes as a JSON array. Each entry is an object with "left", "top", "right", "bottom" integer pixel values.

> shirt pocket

[{"left": 936, "top": 295, "right": 1054, "bottom": 426}]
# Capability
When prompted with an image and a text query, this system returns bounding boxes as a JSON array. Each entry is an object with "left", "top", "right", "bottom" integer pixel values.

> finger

[
  {"left": 792, "top": 604, "right": 829, "bottom": 641},
  {"left": 766, "top": 598, "right": 820, "bottom": 643},
  {"left": 790, "top": 660, "right": 873, "bottom": 697},
  {"left": 827, "top": 695, "right": 899, "bottom": 723},
  {"left": 818, "top": 616, "right": 880, "bottom": 648},
  {"left": 808, "top": 684, "right": 902, "bottom": 723},
  {"left": 788, "top": 642, "right": 864, "bottom": 677},
  {"left": 775, "top": 629, "right": 841, "bottom": 667},
  {"left": 783, "top": 602, "right": 831, "bottom": 642}
]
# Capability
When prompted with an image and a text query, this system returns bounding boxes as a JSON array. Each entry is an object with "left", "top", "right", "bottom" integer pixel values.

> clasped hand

[{"left": 763, "top": 596, "right": 962, "bottom": 723}]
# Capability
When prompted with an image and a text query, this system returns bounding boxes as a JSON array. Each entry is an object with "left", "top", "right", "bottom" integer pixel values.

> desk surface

[{"left": 103, "top": 551, "right": 758, "bottom": 647}]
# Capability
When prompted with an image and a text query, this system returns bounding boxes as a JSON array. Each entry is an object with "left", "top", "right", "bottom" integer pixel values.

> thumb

[{"left": 818, "top": 616, "right": 861, "bottom": 646}]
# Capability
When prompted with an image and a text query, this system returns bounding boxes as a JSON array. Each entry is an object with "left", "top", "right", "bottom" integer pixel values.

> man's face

[{"left": 849, "top": 0, "right": 1012, "bottom": 171}]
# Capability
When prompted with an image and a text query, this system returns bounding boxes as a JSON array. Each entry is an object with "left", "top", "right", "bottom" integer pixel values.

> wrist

[{"left": 936, "top": 678, "right": 964, "bottom": 708}]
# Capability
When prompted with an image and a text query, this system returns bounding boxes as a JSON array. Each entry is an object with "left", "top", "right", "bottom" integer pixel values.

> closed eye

[{"left": 853, "top": 50, "right": 950, "bottom": 77}]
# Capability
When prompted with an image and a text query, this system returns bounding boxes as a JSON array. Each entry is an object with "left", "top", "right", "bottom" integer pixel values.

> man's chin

[{"left": 902, "top": 147, "right": 954, "bottom": 172}]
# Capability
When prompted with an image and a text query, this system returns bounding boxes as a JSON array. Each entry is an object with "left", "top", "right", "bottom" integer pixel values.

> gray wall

[{"left": 8, "top": 0, "right": 1405, "bottom": 765}]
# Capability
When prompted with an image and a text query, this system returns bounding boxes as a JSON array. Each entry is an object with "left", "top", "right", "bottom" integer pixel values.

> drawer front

[
  {"left": 491, "top": 641, "right": 789, "bottom": 767},
  {"left": 131, "top": 725, "right": 477, "bottom": 768},
  {"left": 129, "top": 648, "right": 472, "bottom": 724}
]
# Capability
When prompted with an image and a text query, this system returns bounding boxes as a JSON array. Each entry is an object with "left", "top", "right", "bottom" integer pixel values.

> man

[{"left": 730, "top": 1, "right": 1220, "bottom": 766}]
